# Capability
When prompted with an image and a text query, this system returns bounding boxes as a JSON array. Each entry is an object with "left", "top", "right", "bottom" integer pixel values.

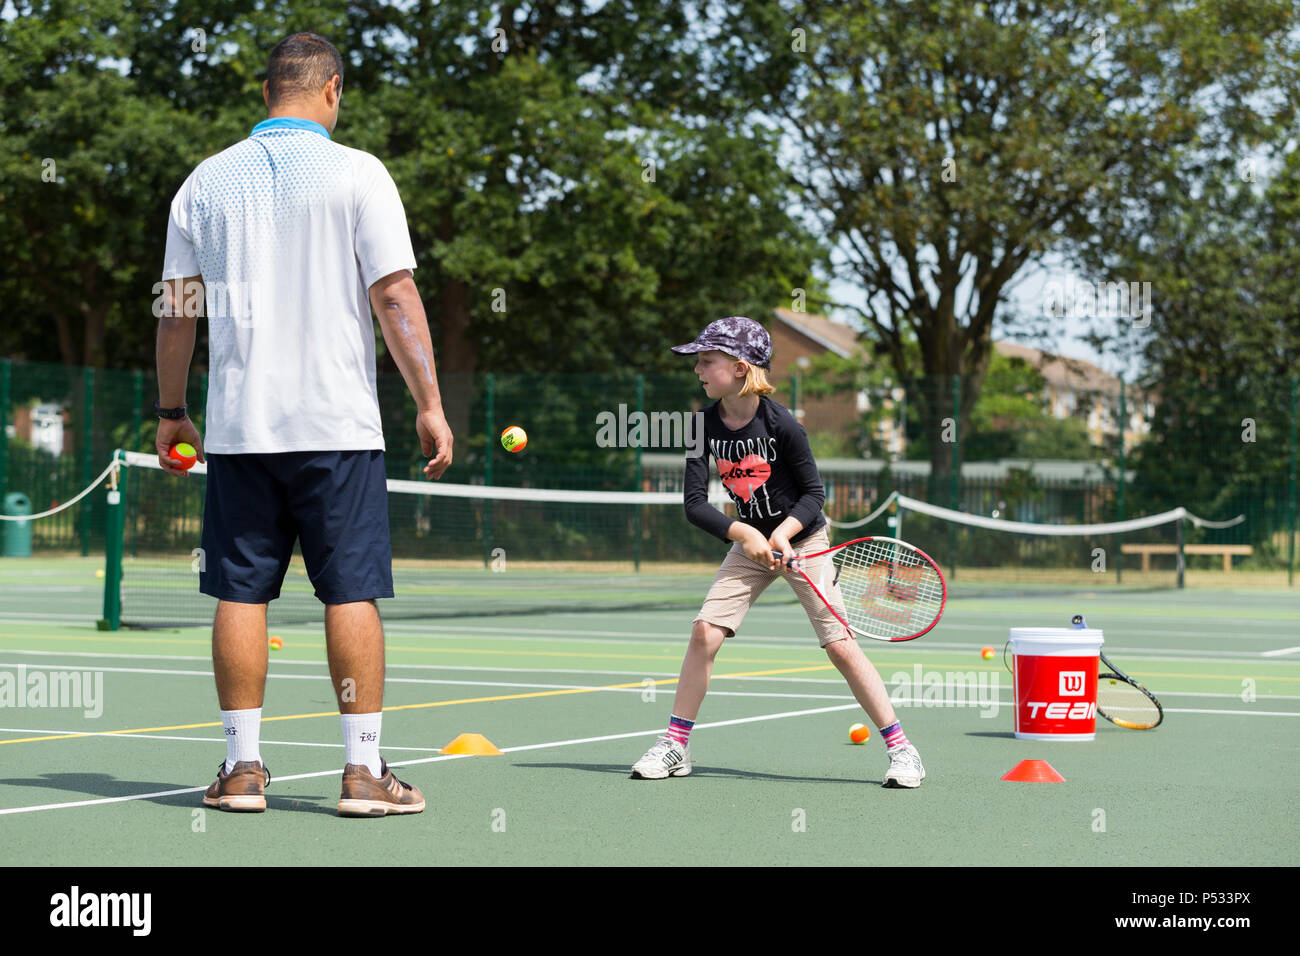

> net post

[
  {"left": 80, "top": 366, "right": 94, "bottom": 557},
  {"left": 483, "top": 373, "right": 495, "bottom": 569},
  {"left": 100, "top": 451, "right": 125, "bottom": 631},
  {"left": 1116, "top": 377, "right": 1125, "bottom": 585},
  {"left": 1176, "top": 512, "right": 1185, "bottom": 589}
]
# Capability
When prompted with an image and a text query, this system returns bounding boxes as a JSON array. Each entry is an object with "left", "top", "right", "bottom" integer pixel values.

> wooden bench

[{"left": 1121, "top": 543, "right": 1253, "bottom": 572}]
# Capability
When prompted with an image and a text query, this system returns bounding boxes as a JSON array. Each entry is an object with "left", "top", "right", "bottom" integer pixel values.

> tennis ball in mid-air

[
  {"left": 849, "top": 723, "right": 871, "bottom": 744},
  {"left": 168, "top": 442, "right": 197, "bottom": 470},
  {"left": 269, "top": 636, "right": 283, "bottom": 651},
  {"left": 980, "top": 646, "right": 995, "bottom": 660},
  {"left": 500, "top": 425, "right": 528, "bottom": 453}
]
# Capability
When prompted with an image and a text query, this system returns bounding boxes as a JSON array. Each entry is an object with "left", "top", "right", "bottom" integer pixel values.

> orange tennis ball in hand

[
  {"left": 849, "top": 723, "right": 871, "bottom": 744},
  {"left": 168, "top": 442, "right": 197, "bottom": 471},
  {"left": 980, "top": 646, "right": 995, "bottom": 660}
]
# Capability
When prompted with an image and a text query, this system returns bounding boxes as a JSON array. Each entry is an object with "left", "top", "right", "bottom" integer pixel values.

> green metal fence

[{"left": 2, "top": 358, "right": 1296, "bottom": 579}]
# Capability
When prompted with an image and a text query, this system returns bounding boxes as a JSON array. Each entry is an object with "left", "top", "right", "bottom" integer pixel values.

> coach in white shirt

[{"left": 155, "top": 33, "right": 452, "bottom": 818}]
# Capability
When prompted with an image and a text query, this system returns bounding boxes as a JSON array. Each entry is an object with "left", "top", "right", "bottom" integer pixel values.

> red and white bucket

[{"left": 1009, "top": 627, "right": 1104, "bottom": 741}]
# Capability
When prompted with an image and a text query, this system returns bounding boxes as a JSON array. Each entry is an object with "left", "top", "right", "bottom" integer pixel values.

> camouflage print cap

[{"left": 670, "top": 316, "right": 772, "bottom": 369}]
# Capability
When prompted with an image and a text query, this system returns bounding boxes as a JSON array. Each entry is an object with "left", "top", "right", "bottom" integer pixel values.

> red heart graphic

[{"left": 717, "top": 455, "right": 771, "bottom": 503}]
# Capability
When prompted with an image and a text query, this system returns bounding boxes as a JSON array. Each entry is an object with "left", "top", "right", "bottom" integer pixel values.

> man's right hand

[
  {"left": 155, "top": 417, "right": 206, "bottom": 477},
  {"left": 416, "top": 408, "right": 453, "bottom": 479}
]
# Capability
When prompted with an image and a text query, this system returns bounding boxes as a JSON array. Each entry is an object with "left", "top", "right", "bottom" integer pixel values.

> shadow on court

[{"left": 514, "top": 761, "right": 881, "bottom": 786}]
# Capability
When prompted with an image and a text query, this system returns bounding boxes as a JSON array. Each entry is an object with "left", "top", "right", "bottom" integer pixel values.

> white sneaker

[
  {"left": 630, "top": 735, "right": 692, "bottom": 779},
  {"left": 883, "top": 744, "right": 925, "bottom": 788}
]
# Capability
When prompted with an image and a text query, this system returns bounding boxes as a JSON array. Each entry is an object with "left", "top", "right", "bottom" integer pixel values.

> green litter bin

[{"left": 3, "top": 492, "right": 32, "bottom": 557}]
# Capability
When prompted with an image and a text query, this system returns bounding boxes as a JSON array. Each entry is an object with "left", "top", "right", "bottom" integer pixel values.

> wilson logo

[{"left": 1059, "top": 671, "right": 1086, "bottom": 696}]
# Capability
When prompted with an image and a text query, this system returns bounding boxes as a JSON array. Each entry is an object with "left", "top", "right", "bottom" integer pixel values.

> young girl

[{"left": 631, "top": 316, "right": 925, "bottom": 788}]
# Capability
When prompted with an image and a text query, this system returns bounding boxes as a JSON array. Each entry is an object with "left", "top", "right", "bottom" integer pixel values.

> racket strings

[
  {"left": 1097, "top": 676, "right": 1162, "bottom": 729},
  {"left": 829, "top": 539, "right": 944, "bottom": 640}
]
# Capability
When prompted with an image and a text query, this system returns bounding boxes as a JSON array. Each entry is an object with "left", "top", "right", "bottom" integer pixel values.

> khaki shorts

[{"left": 695, "top": 527, "right": 851, "bottom": 647}]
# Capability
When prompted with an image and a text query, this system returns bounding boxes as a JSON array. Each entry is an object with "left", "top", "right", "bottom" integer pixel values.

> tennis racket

[
  {"left": 773, "top": 536, "right": 947, "bottom": 642},
  {"left": 1071, "top": 614, "right": 1163, "bottom": 729}
]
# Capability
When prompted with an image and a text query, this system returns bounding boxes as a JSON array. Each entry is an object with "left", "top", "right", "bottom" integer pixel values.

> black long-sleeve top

[{"left": 683, "top": 396, "right": 827, "bottom": 545}]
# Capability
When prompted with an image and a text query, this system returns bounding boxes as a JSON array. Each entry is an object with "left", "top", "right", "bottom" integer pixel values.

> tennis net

[
  {"left": 827, "top": 491, "right": 1245, "bottom": 597},
  {"left": 98, "top": 451, "right": 1248, "bottom": 628},
  {"left": 103, "top": 450, "right": 745, "bottom": 628}
]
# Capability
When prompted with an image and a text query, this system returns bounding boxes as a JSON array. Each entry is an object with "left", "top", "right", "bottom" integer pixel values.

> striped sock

[
  {"left": 881, "top": 720, "right": 909, "bottom": 750},
  {"left": 665, "top": 714, "right": 694, "bottom": 747}
]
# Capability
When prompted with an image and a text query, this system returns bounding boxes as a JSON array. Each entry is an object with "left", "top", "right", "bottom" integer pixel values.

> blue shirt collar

[{"left": 250, "top": 117, "right": 331, "bottom": 140}]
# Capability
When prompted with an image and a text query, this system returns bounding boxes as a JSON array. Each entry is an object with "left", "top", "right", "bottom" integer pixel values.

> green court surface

[{"left": 1, "top": 556, "right": 1297, "bottom": 866}]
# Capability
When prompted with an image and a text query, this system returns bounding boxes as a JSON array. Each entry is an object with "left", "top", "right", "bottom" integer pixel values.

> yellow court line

[
  {"left": 0, "top": 633, "right": 825, "bottom": 667},
  {"left": 0, "top": 664, "right": 835, "bottom": 746}
]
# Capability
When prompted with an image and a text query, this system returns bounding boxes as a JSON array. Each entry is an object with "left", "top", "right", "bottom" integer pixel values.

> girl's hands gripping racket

[
  {"left": 773, "top": 536, "right": 947, "bottom": 642},
  {"left": 1072, "top": 614, "right": 1163, "bottom": 729}
]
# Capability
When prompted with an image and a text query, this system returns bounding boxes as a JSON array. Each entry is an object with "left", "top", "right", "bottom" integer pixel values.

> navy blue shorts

[{"left": 199, "top": 450, "right": 394, "bottom": 605}]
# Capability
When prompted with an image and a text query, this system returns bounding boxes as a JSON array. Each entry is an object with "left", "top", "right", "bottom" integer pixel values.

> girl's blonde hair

[{"left": 731, "top": 356, "right": 776, "bottom": 397}]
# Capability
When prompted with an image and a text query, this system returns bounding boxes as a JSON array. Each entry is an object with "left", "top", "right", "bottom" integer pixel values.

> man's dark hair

[{"left": 266, "top": 33, "right": 344, "bottom": 107}]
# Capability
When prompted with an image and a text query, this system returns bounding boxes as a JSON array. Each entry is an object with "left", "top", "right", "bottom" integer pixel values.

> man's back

[{"left": 164, "top": 118, "right": 415, "bottom": 453}]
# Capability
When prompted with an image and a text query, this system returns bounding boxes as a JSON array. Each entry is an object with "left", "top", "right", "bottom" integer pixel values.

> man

[{"left": 155, "top": 32, "right": 453, "bottom": 817}]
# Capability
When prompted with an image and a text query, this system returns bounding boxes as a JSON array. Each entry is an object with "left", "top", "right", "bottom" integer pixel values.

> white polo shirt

[{"left": 162, "top": 117, "right": 416, "bottom": 453}]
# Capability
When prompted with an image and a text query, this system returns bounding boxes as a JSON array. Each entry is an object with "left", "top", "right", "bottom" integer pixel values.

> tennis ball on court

[
  {"left": 269, "top": 636, "right": 283, "bottom": 650},
  {"left": 168, "top": 442, "right": 197, "bottom": 471},
  {"left": 94, "top": 568, "right": 105, "bottom": 578},
  {"left": 980, "top": 646, "right": 995, "bottom": 660},
  {"left": 849, "top": 723, "right": 871, "bottom": 744},
  {"left": 500, "top": 425, "right": 528, "bottom": 453}
]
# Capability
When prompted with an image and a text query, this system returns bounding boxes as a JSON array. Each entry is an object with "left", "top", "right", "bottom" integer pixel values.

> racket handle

[{"left": 771, "top": 550, "right": 783, "bottom": 560}]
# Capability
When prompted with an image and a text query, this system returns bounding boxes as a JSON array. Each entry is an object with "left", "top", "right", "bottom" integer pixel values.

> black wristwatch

[{"left": 153, "top": 400, "right": 188, "bottom": 420}]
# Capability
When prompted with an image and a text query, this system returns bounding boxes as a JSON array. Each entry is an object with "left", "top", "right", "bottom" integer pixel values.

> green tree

[
  {"left": 705, "top": 0, "right": 1298, "bottom": 490},
  {"left": 1076, "top": 144, "right": 1300, "bottom": 528},
  {"left": 1, "top": 0, "right": 825, "bottom": 398}
]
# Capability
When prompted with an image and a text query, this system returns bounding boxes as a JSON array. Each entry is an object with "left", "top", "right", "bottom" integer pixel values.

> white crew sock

[
  {"left": 341, "top": 712, "right": 384, "bottom": 777},
  {"left": 220, "top": 708, "right": 263, "bottom": 773}
]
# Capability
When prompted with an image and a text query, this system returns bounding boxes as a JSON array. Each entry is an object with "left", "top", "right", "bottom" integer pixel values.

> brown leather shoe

[
  {"left": 337, "top": 759, "right": 425, "bottom": 817},
  {"left": 202, "top": 760, "right": 270, "bottom": 812}
]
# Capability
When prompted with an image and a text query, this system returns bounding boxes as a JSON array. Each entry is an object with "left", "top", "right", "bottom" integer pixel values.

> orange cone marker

[
  {"left": 1001, "top": 759, "right": 1065, "bottom": 782},
  {"left": 440, "top": 733, "right": 503, "bottom": 755}
]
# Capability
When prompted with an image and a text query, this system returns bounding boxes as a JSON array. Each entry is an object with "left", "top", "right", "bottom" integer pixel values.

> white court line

[
  {"left": 0, "top": 729, "right": 444, "bottom": 752},
  {"left": 1261, "top": 646, "right": 1300, "bottom": 657}
]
